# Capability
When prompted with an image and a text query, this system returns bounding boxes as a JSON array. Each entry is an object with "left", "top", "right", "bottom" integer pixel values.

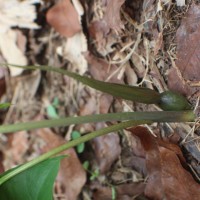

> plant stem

[
  {"left": 0, "top": 111, "right": 195, "bottom": 133},
  {"left": 0, "top": 120, "right": 148, "bottom": 185},
  {"left": 4, "top": 64, "right": 161, "bottom": 104}
]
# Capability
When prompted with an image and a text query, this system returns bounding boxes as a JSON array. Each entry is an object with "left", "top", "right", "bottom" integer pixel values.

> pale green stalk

[{"left": 0, "top": 111, "right": 195, "bottom": 133}]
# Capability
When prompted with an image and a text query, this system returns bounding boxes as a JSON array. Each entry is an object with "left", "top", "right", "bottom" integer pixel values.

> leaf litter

[{"left": 0, "top": 0, "right": 199, "bottom": 200}]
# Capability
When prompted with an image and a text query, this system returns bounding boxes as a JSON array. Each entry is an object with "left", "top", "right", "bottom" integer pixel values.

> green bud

[{"left": 158, "top": 91, "right": 191, "bottom": 111}]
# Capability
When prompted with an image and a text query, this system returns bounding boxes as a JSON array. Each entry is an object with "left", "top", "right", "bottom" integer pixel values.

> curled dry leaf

[
  {"left": 168, "top": 3, "right": 200, "bottom": 95},
  {"left": 33, "top": 128, "right": 86, "bottom": 200},
  {"left": 129, "top": 126, "right": 200, "bottom": 200},
  {"left": 46, "top": 0, "right": 81, "bottom": 38}
]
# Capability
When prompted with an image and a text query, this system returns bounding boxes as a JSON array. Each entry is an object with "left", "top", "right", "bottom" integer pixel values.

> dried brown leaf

[
  {"left": 104, "top": 0, "right": 125, "bottom": 31},
  {"left": 46, "top": 0, "right": 81, "bottom": 37},
  {"left": 85, "top": 52, "right": 123, "bottom": 83},
  {"left": 129, "top": 126, "right": 200, "bottom": 200},
  {"left": 92, "top": 126, "right": 121, "bottom": 173},
  {"left": 168, "top": 3, "right": 200, "bottom": 95},
  {"left": 6, "top": 131, "right": 29, "bottom": 164},
  {"left": 176, "top": 4, "right": 200, "bottom": 80},
  {"left": 159, "top": 147, "right": 200, "bottom": 200}
]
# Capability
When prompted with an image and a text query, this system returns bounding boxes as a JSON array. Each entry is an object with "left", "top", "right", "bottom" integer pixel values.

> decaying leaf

[
  {"left": 88, "top": 0, "right": 125, "bottom": 56},
  {"left": 103, "top": 0, "right": 125, "bottom": 31},
  {"left": 0, "top": 30, "right": 28, "bottom": 76},
  {"left": 0, "top": 0, "right": 40, "bottom": 32},
  {"left": 85, "top": 52, "right": 123, "bottom": 83},
  {"left": 168, "top": 3, "right": 200, "bottom": 95},
  {"left": 92, "top": 125, "right": 121, "bottom": 173},
  {"left": 0, "top": 0, "right": 40, "bottom": 76},
  {"left": 57, "top": 32, "right": 88, "bottom": 74},
  {"left": 46, "top": 0, "right": 82, "bottom": 38},
  {"left": 129, "top": 126, "right": 200, "bottom": 200},
  {"left": 5, "top": 131, "right": 29, "bottom": 165}
]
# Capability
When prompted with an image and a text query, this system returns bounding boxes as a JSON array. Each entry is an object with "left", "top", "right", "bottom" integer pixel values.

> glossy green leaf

[{"left": 0, "top": 156, "right": 64, "bottom": 200}]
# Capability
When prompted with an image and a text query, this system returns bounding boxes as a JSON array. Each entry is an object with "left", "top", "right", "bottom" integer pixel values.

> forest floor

[{"left": 0, "top": 0, "right": 200, "bottom": 199}]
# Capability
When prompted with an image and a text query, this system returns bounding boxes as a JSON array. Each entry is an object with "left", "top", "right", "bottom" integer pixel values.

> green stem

[
  {"left": 4, "top": 64, "right": 161, "bottom": 104},
  {"left": 0, "top": 120, "right": 147, "bottom": 185},
  {"left": 0, "top": 111, "right": 195, "bottom": 133}
]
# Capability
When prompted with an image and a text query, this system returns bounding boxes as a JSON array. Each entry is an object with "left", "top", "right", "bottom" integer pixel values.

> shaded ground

[{"left": 0, "top": 0, "right": 200, "bottom": 199}]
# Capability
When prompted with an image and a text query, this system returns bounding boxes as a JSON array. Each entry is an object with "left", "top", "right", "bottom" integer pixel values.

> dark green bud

[{"left": 158, "top": 91, "right": 192, "bottom": 111}]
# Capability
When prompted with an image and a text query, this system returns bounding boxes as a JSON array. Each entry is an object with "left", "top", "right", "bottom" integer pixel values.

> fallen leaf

[
  {"left": 176, "top": 3, "right": 200, "bottom": 81},
  {"left": 103, "top": 0, "right": 125, "bottom": 31},
  {"left": 46, "top": 0, "right": 81, "bottom": 37},
  {"left": 168, "top": 3, "right": 200, "bottom": 95},
  {"left": 129, "top": 126, "right": 200, "bottom": 200},
  {"left": 0, "top": 30, "right": 27, "bottom": 76},
  {"left": 0, "top": 0, "right": 40, "bottom": 32},
  {"left": 159, "top": 147, "right": 200, "bottom": 200},
  {"left": 85, "top": 52, "right": 123, "bottom": 83},
  {"left": 5, "top": 131, "right": 29, "bottom": 165},
  {"left": 92, "top": 125, "right": 121, "bottom": 173},
  {"left": 57, "top": 32, "right": 88, "bottom": 74},
  {"left": 33, "top": 128, "right": 86, "bottom": 200}
]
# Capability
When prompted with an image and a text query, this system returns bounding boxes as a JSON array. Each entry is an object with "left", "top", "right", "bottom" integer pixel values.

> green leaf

[
  {"left": 46, "top": 104, "right": 59, "bottom": 119},
  {"left": 111, "top": 186, "right": 116, "bottom": 200},
  {"left": 71, "top": 131, "right": 85, "bottom": 153},
  {"left": 0, "top": 103, "right": 11, "bottom": 109},
  {"left": 0, "top": 156, "right": 64, "bottom": 200},
  {"left": 90, "top": 168, "right": 99, "bottom": 181},
  {"left": 82, "top": 161, "right": 89, "bottom": 171},
  {"left": 52, "top": 97, "right": 59, "bottom": 107}
]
